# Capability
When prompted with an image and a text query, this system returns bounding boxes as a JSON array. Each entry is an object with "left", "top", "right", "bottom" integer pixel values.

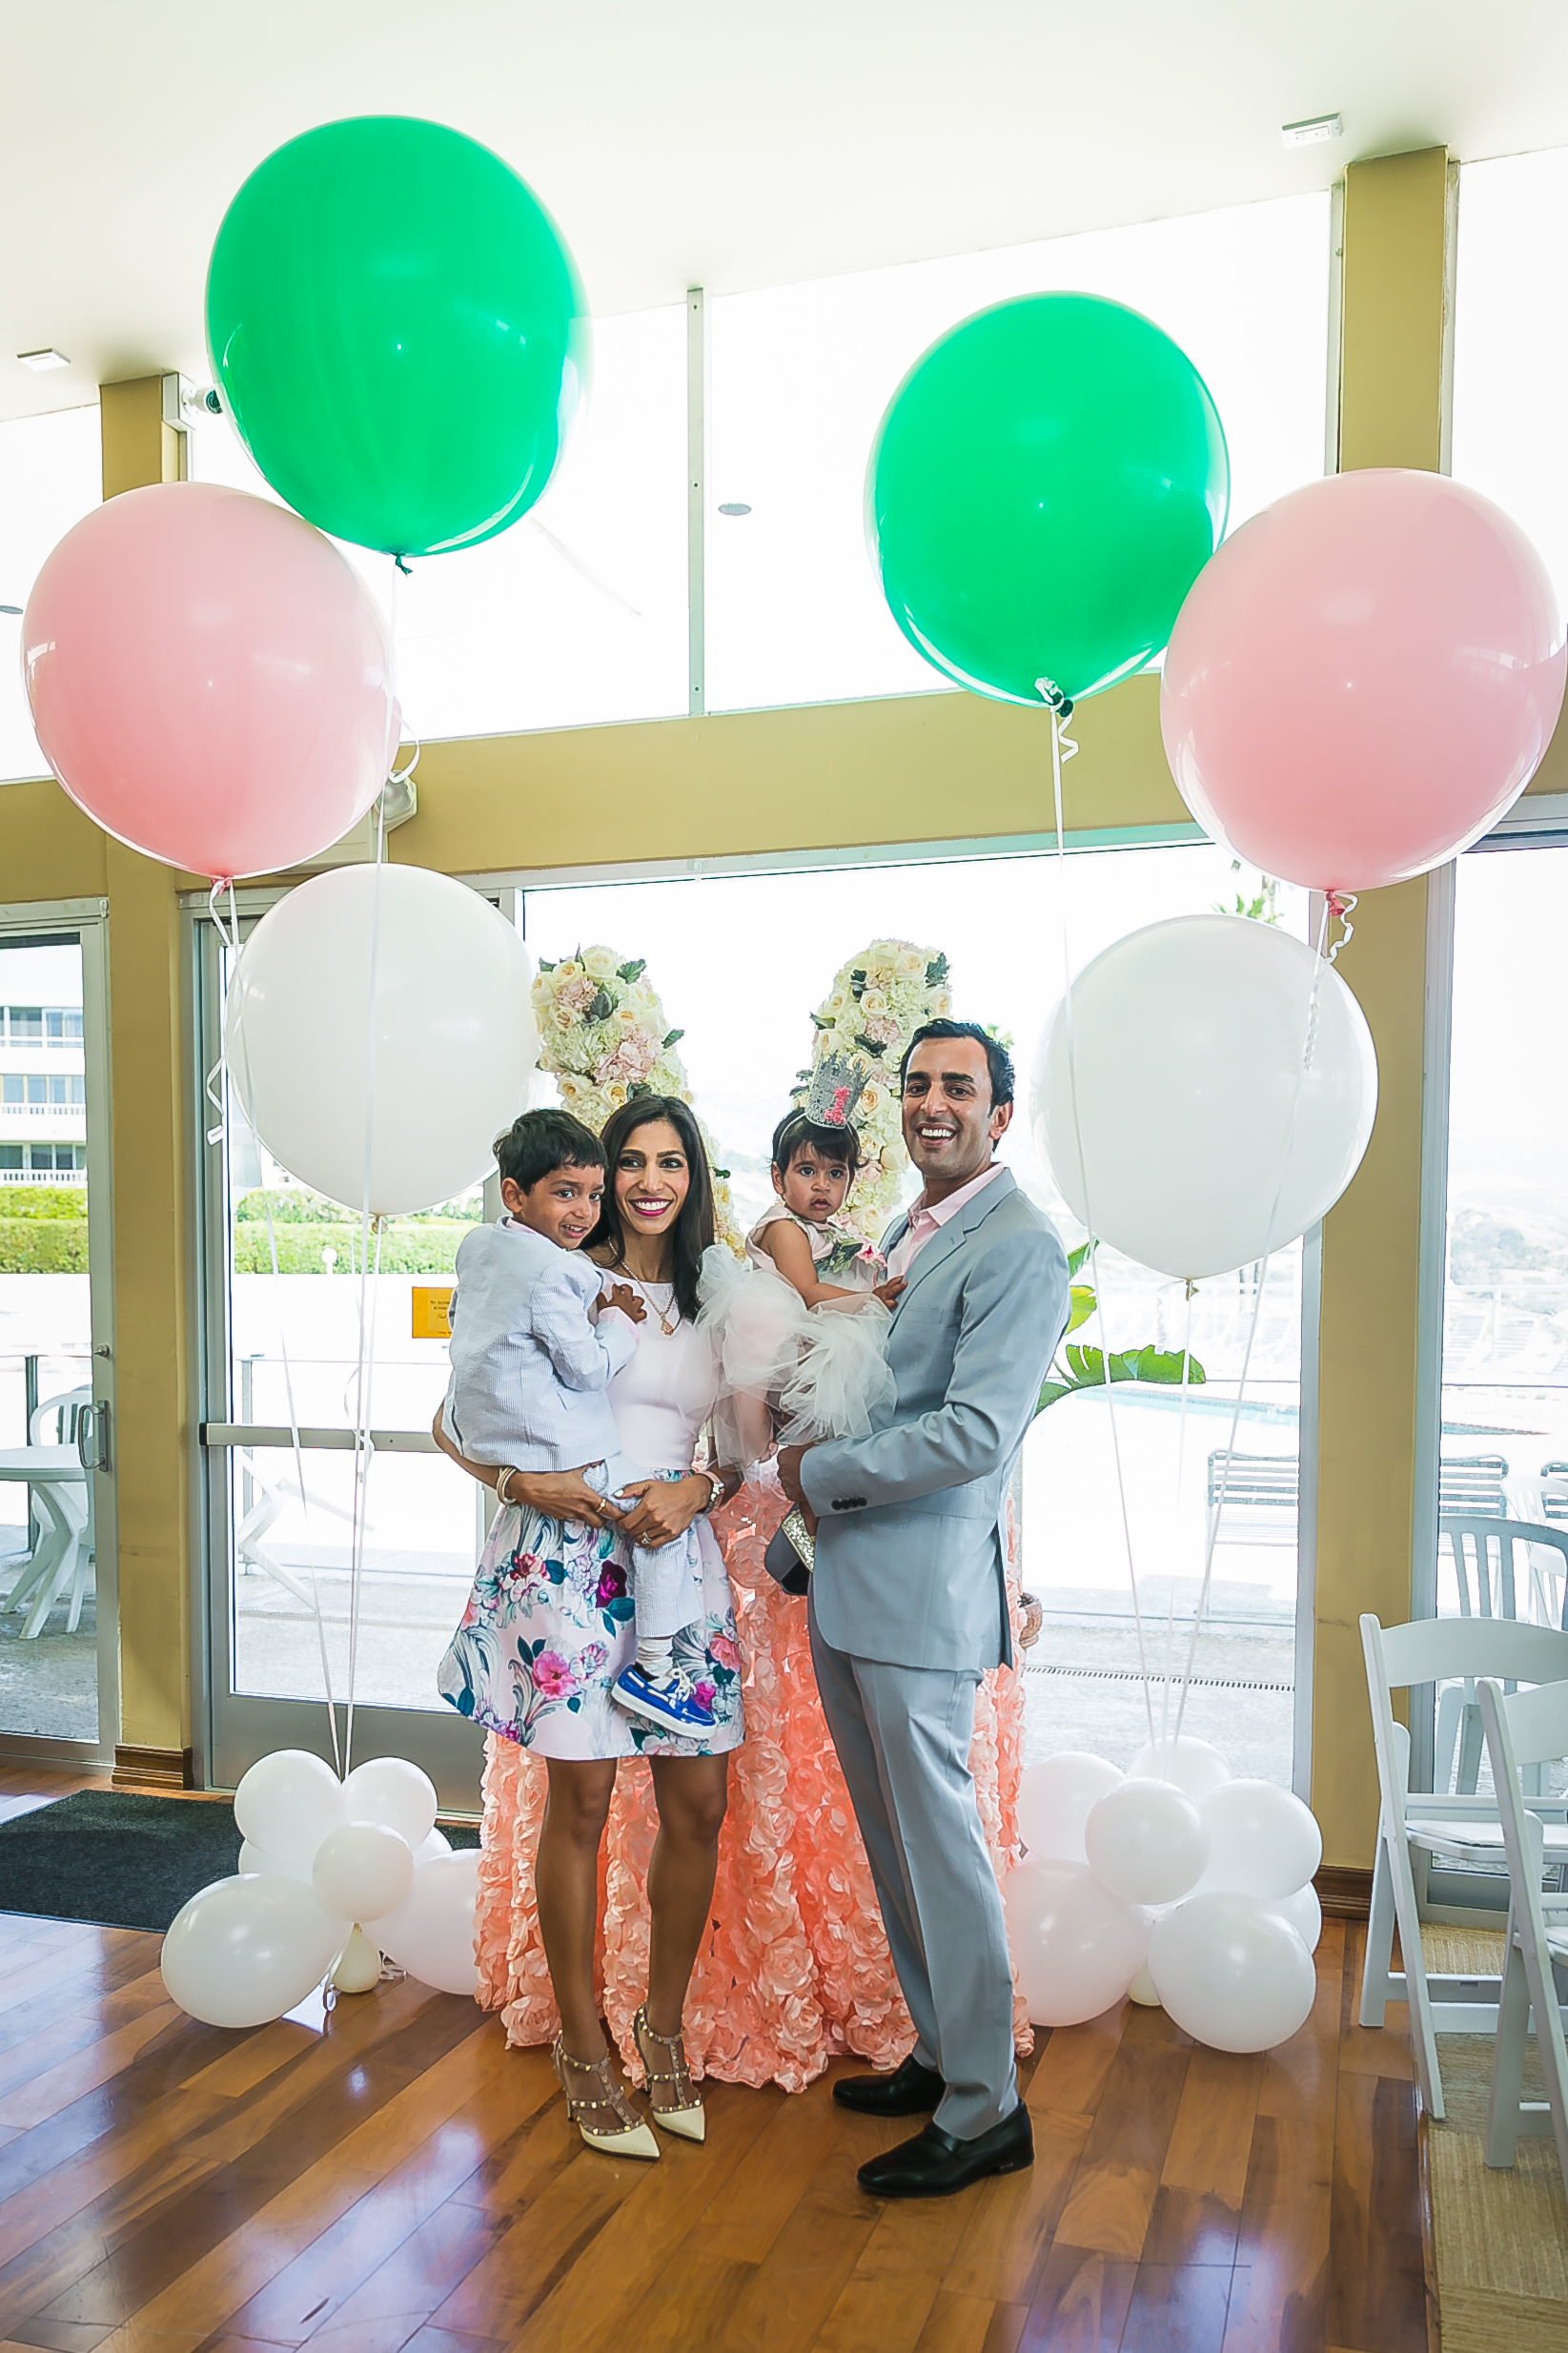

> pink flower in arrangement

[
  {"left": 693, "top": 1679, "right": 718, "bottom": 1711},
  {"left": 862, "top": 1013, "right": 901, "bottom": 1049},
  {"left": 593, "top": 1032, "right": 660, "bottom": 1086},
  {"left": 533, "top": 1649, "right": 576, "bottom": 1699},
  {"left": 710, "top": 1634, "right": 742, "bottom": 1672},
  {"left": 554, "top": 973, "right": 599, "bottom": 1021}
]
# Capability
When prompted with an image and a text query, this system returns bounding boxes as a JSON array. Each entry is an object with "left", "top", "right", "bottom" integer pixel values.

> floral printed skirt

[{"left": 437, "top": 1473, "right": 743, "bottom": 1759}]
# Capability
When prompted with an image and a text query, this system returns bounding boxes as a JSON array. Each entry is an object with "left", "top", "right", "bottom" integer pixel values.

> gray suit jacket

[{"left": 802, "top": 1167, "right": 1069, "bottom": 1672}]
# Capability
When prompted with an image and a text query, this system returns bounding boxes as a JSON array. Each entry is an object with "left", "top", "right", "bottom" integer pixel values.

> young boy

[{"left": 442, "top": 1106, "right": 713, "bottom": 1732}]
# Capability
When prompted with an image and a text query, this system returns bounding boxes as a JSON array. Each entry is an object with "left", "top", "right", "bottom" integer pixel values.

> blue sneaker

[{"left": 613, "top": 1664, "right": 716, "bottom": 1732}]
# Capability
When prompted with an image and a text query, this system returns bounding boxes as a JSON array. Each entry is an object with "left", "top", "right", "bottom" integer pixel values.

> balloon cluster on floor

[
  {"left": 1005, "top": 1737, "right": 1323, "bottom": 2052},
  {"left": 161, "top": 1751, "right": 479, "bottom": 2028}
]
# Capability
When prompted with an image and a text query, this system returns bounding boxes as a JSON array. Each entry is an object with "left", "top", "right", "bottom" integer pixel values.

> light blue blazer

[
  {"left": 441, "top": 1220, "right": 639, "bottom": 1472},
  {"left": 802, "top": 1168, "right": 1069, "bottom": 1673}
]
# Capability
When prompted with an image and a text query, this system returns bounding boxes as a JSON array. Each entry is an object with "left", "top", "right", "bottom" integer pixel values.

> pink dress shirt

[{"left": 885, "top": 1160, "right": 1007, "bottom": 1280}]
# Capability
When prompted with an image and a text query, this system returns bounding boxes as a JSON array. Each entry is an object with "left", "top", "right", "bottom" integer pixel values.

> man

[{"left": 779, "top": 1017, "right": 1069, "bottom": 2200}]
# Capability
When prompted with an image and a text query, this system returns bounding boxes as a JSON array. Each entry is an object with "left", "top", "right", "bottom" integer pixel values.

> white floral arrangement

[
  {"left": 532, "top": 946, "right": 743, "bottom": 1253},
  {"left": 799, "top": 938, "right": 952, "bottom": 1241}
]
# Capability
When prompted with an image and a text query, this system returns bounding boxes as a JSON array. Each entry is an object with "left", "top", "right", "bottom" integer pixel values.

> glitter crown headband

[{"left": 804, "top": 1049, "right": 870, "bottom": 1131}]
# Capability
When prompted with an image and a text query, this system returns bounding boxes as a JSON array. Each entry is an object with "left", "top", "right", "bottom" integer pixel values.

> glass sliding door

[
  {"left": 0, "top": 903, "right": 116, "bottom": 1759},
  {"left": 1431, "top": 839, "right": 1568, "bottom": 1811},
  {"left": 193, "top": 900, "right": 491, "bottom": 1807}
]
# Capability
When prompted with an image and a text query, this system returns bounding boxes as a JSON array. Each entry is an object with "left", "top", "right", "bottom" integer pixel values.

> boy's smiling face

[{"left": 501, "top": 1160, "right": 604, "bottom": 1251}]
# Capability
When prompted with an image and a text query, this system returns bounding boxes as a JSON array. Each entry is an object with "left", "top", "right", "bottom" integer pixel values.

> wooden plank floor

[{"left": 0, "top": 1761, "right": 1426, "bottom": 2352}]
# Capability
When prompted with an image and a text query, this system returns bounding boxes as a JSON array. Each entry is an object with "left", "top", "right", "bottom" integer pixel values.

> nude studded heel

[
  {"left": 551, "top": 2036, "right": 660, "bottom": 2160},
  {"left": 634, "top": 2004, "right": 705, "bottom": 2142}
]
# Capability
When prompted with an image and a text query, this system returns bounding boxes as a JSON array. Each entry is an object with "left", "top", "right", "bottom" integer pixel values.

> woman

[{"left": 436, "top": 1095, "right": 744, "bottom": 2160}]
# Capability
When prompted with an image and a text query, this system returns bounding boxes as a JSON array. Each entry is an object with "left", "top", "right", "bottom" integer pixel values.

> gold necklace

[{"left": 612, "top": 1258, "right": 680, "bottom": 1337}]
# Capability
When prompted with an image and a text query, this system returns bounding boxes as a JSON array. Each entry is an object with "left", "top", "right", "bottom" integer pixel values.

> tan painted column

[
  {"left": 1311, "top": 150, "right": 1453, "bottom": 1870},
  {"left": 99, "top": 377, "right": 193, "bottom": 1779}
]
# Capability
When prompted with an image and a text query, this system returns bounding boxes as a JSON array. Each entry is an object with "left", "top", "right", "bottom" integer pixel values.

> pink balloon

[
  {"left": 23, "top": 481, "right": 396, "bottom": 882},
  {"left": 1160, "top": 470, "right": 1566, "bottom": 892}
]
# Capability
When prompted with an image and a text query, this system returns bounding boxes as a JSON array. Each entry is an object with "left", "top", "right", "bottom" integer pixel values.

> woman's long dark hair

[{"left": 587, "top": 1095, "right": 715, "bottom": 1323}]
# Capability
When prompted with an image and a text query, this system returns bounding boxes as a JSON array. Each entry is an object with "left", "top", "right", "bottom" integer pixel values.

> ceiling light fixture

[
  {"left": 718, "top": 501, "right": 752, "bottom": 517},
  {"left": 16, "top": 347, "right": 71, "bottom": 371},
  {"left": 1281, "top": 113, "right": 1342, "bottom": 150}
]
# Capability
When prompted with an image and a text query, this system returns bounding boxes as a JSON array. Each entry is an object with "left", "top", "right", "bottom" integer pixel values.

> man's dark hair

[
  {"left": 770, "top": 1108, "right": 862, "bottom": 1177},
  {"left": 586, "top": 1095, "right": 716, "bottom": 1322},
  {"left": 493, "top": 1107, "right": 605, "bottom": 1193},
  {"left": 898, "top": 1018, "right": 1015, "bottom": 1110}
]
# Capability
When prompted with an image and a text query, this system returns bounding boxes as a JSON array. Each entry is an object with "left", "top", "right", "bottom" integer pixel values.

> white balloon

[
  {"left": 161, "top": 1874, "right": 343, "bottom": 2028},
  {"left": 224, "top": 863, "right": 539, "bottom": 1216},
  {"left": 1197, "top": 1780, "right": 1323, "bottom": 1902},
  {"left": 331, "top": 1924, "right": 385, "bottom": 1994},
  {"left": 237, "top": 1836, "right": 312, "bottom": 1885},
  {"left": 312, "top": 1821, "right": 416, "bottom": 1926},
  {"left": 1085, "top": 1778, "right": 1209, "bottom": 1907},
  {"left": 1017, "top": 1751, "right": 1124, "bottom": 1866},
  {"left": 1128, "top": 1963, "right": 1162, "bottom": 2007},
  {"left": 233, "top": 1749, "right": 345, "bottom": 1867},
  {"left": 1268, "top": 1881, "right": 1323, "bottom": 1954},
  {"left": 1033, "top": 914, "right": 1377, "bottom": 1279},
  {"left": 1149, "top": 1893, "right": 1317, "bottom": 2053},
  {"left": 343, "top": 1757, "right": 438, "bottom": 1852},
  {"left": 1003, "top": 1860, "right": 1149, "bottom": 2029},
  {"left": 1127, "top": 1734, "right": 1231, "bottom": 1799},
  {"left": 378, "top": 1852, "right": 481, "bottom": 1997},
  {"left": 417, "top": 1826, "right": 453, "bottom": 1861}
]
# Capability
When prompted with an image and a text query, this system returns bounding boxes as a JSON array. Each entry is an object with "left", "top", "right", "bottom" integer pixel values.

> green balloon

[
  {"left": 867, "top": 293, "right": 1229, "bottom": 707},
  {"left": 206, "top": 116, "right": 589, "bottom": 558}
]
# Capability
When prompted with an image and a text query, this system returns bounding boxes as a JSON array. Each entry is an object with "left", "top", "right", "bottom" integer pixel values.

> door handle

[{"left": 77, "top": 1402, "right": 112, "bottom": 1474}]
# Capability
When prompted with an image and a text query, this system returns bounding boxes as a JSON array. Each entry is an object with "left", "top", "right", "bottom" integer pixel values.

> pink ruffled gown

[{"left": 474, "top": 1472, "right": 1033, "bottom": 2090}]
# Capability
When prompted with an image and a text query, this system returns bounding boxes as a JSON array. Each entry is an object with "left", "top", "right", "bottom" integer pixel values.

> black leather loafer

[
  {"left": 856, "top": 2104, "right": 1033, "bottom": 2200},
  {"left": 832, "top": 2055, "right": 946, "bottom": 2117}
]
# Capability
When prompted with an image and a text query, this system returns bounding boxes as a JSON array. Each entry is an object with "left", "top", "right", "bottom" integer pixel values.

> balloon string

[
  {"left": 1040, "top": 680, "right": 1156, "bottom": 1749},
  {"left": 1159, "top": 1281, "right": 1197, "bottom": 1753},
  {"left": 218, "top": 905, "right": 342, "bottom": 1774},
  {"left": 343, "top": 799, "right": 389, "bottom": 1780},
  {"left": 1171, "top": 894, "right": 1334, "bottom": 1748}
]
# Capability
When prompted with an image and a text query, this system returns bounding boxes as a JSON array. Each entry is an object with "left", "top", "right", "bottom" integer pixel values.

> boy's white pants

[{"left": 584, "top": 1457, "right": 703, "bottom": 1643}]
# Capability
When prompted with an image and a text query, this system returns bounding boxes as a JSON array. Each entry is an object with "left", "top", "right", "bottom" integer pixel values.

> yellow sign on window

[{"left": 412, "top": 1284, "right": 454, "bottom": 1340}]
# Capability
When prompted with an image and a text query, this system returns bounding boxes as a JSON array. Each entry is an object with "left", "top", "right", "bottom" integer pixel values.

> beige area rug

[{"left": 1421, "top": 1928, "right": 1568, "bottom": 2352}]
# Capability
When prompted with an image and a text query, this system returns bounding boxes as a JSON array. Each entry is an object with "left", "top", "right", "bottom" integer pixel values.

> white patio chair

[
  {"left": 0, "top": 1385, "right": 94, "bottom": 1636},
  {"left": 1435, "top": 1516, "right": 1568, "bottom": 1792},
  {"left": 1359, "top": 1610, "right": 1568, "bottom": 2118},
  {"left": 1476, "top": 1674, "right": 1568, "bottom": 2187},
  {"left": 234, "top": 1451, "right": 363, "bottom": 1610},
  {"left": 1205, "top": 1449, "right": 1297, "bottom": 1553},
  {"left": 1437, "top": 1452, "right": 1510, "bottom": 1517}
]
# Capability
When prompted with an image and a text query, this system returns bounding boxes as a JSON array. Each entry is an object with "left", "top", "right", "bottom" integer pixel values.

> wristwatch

[{"left": 695, "top": 1467, "right": 727, "bottom": 1511}]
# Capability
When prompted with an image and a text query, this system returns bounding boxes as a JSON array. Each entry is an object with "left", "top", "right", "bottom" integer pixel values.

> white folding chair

[
  {"left": 1435, "top": 1516, "right": 1568, "bottom": 1792},
  {"left": 1476, "top": 1674, "right": 1568, "bottom": 2187},
  {"left": 1359, "top": 1611, "right": 1568, "bottom": 2118}
]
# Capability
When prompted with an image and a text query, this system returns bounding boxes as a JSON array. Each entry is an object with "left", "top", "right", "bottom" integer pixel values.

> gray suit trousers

[{"left": 809, "top": 1607, "right": 1018, "bottom": 2140}]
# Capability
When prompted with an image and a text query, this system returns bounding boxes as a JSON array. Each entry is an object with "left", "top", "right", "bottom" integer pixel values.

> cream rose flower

[{"left": 582, "top": 945, "right": 620, "bottom": 983}]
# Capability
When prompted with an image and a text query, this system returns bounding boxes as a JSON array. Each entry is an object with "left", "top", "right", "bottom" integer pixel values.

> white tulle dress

[{"left": 699, "top": 1200, "right": 895, "bottom": 1467}]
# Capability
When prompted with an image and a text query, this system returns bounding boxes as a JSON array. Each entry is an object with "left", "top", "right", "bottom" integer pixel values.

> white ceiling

[{"left": 4, "top": 0, "right": 1568, "bottom": 423}]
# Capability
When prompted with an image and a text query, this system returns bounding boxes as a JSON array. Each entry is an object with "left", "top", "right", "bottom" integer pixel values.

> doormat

[{"left": 0, "top": 1790, "right": 479, "bottom": 1934}]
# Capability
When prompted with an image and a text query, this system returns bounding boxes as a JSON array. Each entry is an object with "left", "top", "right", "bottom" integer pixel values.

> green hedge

[
  {"left": 233, "top": 1220, "right": 465, "bottom": 1276},
  {"left": 0, "top": 1217, "right": 89, "bottom": 1272},
  {"left": 0, "top": 1186, "right": 87, "bottom": 1220}
]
